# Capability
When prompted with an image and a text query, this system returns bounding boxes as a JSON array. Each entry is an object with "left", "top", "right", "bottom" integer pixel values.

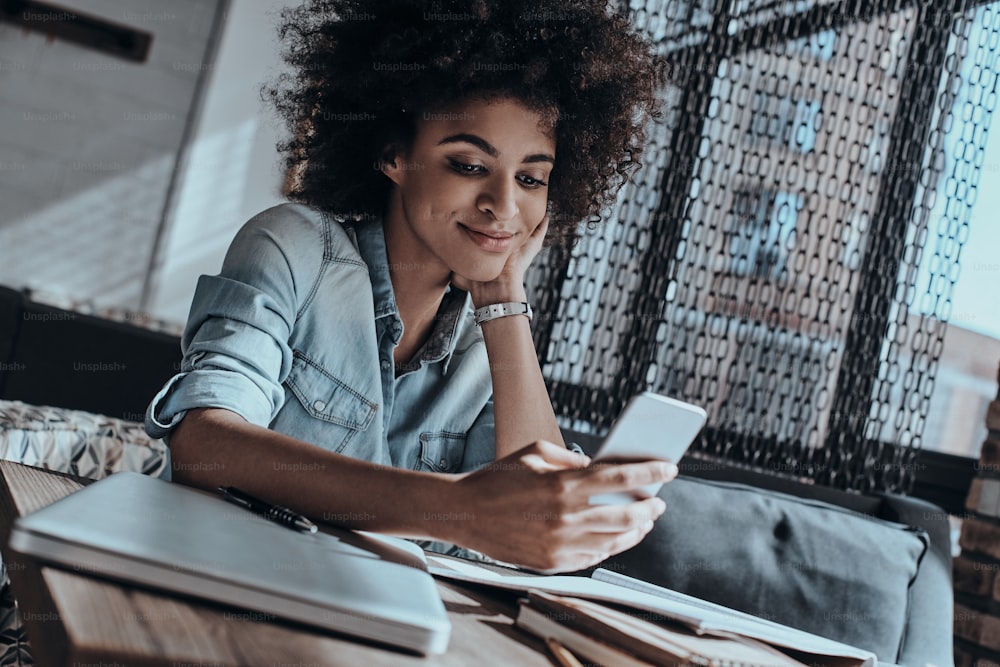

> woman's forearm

[
  {"left": 476, "top": 298, "right": 564, "bottom": 458},
  {"left": 169, "top": 408, "right": 465, "bottom": 541},
  {"left": 169, "top": 409, "right": 672, "bottom": 573}
]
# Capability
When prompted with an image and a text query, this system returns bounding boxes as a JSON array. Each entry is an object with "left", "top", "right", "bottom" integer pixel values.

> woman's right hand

[{"left": 446, "top": 441, "right": 675, "bottom": 573}]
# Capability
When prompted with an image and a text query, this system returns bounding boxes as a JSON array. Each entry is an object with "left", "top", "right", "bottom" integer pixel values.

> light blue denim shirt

[{"left": 145, "top": 202, "right": 497, "bottom": 476}]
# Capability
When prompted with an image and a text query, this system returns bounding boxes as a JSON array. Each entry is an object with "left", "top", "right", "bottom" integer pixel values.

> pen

[
  {"left": 545, "top": 637, "right": 584, "bottom": 667},
  {"left": 218, "top": 486, "right": 318, "bottom": 534}
]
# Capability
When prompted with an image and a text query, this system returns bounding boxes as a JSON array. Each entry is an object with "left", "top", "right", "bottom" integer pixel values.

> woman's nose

[{"left": 477, "top": 176, "right": 519, "bottom": 222}]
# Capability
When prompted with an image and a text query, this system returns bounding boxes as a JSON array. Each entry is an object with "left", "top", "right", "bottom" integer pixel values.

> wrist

[
  {"left": 468, "top": 283, "right": 527, "bottom": 309},
  {"left": 415, "top": 472, "right": 476, "bottom": 544},
  {"left": 474, "top": 301, "right": 532, "bottom": 327}
]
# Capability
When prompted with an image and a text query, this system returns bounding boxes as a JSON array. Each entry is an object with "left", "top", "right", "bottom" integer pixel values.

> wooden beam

[{"left": 0, "top": 0, "right": 152, "bottom": 63}]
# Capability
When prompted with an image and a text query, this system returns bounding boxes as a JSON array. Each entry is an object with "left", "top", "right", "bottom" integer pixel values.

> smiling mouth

[
  {"left": 460, "top": 224, "right": 512, "bottom": 239},
  {"left": 459, "top": 224, "right": 514, "bottom": 252}
]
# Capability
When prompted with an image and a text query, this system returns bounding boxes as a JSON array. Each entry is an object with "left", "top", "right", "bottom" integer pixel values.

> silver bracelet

[{"left": 474, "top": 301, "right": 533, "bottom": 326}]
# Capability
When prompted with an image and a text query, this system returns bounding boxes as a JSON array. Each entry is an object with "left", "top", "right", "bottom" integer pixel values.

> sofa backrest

[
  {"left": 562, "top": 425, "right": 954, "bottom": 665},
  {"left": 0, "top": 287, "right": 23, "bottom": 397},
  {"left": 0, "top": 287, "right": 182, "bottom": 422}
]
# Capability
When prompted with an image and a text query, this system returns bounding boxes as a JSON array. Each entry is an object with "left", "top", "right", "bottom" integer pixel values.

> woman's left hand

[{"left": 452, "top": 214, "right": 549, "bottom": 306}]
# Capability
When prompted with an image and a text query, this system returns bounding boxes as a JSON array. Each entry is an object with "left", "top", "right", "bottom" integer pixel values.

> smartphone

[{"left": 589, "top": 392, "right": 707, "bottom": 505}]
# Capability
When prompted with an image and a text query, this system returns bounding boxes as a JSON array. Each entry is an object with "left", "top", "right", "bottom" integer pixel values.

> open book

[{"left": 426, "top": 554, "right": 876, "bottom": 666}]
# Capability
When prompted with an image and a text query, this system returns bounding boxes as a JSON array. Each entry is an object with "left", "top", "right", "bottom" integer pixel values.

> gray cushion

[{"left": 604, "top": 475, "right": 929, "bottom": 663}]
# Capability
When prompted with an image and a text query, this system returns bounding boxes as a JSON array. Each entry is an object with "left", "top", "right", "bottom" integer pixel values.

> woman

[{"left": 146, "top": 0, "right": 674, "bottom": 573}]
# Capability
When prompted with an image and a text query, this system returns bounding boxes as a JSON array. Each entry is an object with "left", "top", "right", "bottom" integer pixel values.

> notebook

[
  {"left": 517, "top": 600, "right": 654, "bottom": 667},
  {"left": 7, "top": 472, "right": 451, "bottom": 655},
  {"left": 517, "top": 591, "right": 810, "bottom": 667}
]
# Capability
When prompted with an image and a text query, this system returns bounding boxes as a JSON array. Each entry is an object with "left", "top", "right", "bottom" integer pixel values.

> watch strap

[{"left": 474, "top": 301, "right": 533, "bottom": 326}]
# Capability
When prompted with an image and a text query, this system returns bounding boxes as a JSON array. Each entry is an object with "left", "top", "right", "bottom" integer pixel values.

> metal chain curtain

[{"left": 525, "top": 0, "right": 1000, "bottom": 493}]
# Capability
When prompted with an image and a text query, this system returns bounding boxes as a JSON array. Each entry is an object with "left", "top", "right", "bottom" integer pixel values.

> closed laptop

[{"left": 7, "top": 471, "right": 451, "bottom": 655}]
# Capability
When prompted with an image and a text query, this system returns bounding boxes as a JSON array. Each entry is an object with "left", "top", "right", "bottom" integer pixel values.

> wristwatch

[{"left": 474, "top": 301, "right": 533, "bottom": 326}]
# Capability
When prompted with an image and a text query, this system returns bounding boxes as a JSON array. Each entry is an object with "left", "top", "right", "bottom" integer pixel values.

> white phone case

[{"left": 589, "top": 392, "right": 707, "bottom": 505}]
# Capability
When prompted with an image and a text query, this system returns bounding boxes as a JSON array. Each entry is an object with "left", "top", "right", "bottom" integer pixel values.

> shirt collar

[
  {"left": 345, "top": 219, "right": 471, "bottom": 366},
  {"left": 349, "top": 219, "right": 398, "bottom": 321},
  {"left": 422, "top": 287, "right": 470, "bottom": 366}
]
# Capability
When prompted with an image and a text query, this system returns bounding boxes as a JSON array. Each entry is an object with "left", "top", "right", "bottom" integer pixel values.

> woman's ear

[{"left": 380, "top": 144, "right": 405, "bottom": 186}]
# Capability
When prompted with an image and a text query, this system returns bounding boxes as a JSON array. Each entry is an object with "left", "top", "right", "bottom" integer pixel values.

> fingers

[
  {"left": 530, "top": 510, "right": 662, "bottom": 574},
  {"left": 575, "top": 459, "right": 678, "bottom": 493},
  {"left": 580, "top": 522, "right": 654, "bottom": 559},
  {"left": 573, "top": 497, "right": 667, "bottom": 533},
  {"left": 465, "top": 447, "right": 675, "bottom": 573},
  {"left": 515, "top": 440, "right": 591, "bottom": 472},
  {"left": 531, "top": 214, "right": 550, "bottom": 238},
  {"left": 537, "top": 498, "right": 666, "bottom": 571},
  {"left": 512, "top": 214, "right": 549, "bottom": 267},
  {"left": 591, "top": 519, "right": 655, "bottom": 560}
]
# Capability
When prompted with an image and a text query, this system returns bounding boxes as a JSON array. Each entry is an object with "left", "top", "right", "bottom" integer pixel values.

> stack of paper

[{"left": 426, "top": 554, "right": 877, "bottom": 666}]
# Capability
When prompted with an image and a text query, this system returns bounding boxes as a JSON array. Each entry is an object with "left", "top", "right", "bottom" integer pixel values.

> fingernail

[{"left": 643, "top": 520, "right": 654, "bottom": 532}]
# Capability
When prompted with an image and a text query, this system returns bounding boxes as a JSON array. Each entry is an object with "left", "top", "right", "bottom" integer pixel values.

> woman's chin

[{"left": 451, "top": 266, "right": 505, "bottom": 289}]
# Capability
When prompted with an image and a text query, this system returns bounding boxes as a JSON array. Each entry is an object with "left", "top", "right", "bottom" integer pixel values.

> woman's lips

[{"left": 459, "top": 224, "right": 513, "bottom": 252}]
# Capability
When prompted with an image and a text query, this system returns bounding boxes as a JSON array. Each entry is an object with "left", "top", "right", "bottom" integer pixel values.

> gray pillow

[{"left": 603, "top": 476, "right": 928, "bottom": 663}]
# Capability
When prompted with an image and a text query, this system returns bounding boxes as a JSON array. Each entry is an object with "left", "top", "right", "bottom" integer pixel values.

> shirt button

[
  {"left": 380, "top": 359, "right": 391, "bottom": 371},
  {"left": 313, "top": 400, "right": 326, "bottom": 412},
  {"left": 439, "top": 458, "right": 448, "bottom": 468}
]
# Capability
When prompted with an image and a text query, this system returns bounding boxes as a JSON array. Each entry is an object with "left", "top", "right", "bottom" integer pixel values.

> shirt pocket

[
  {"left": 418, "top": 432, "right": 468, "bottom": 473},
  {"left": 285, "top": 350, "right": 378, "bottom": 449}
]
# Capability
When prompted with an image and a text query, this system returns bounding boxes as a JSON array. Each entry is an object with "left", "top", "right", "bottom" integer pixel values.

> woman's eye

[
  {"left": 449, "top": 159, "right": 485, "bottom": 175},
  {"left": 518, "top": 175, "right": 548, "bottom": 188}
]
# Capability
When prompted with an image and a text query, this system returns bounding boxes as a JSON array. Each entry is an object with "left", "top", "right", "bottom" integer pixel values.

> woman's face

[{"left": 382, "top": 97, "right": 556, "bottom": 284}]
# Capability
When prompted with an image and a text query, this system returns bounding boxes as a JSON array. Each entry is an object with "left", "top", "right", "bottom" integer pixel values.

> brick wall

[{"left": 954, "top": 363, "right": 1000, "bottom": 665}]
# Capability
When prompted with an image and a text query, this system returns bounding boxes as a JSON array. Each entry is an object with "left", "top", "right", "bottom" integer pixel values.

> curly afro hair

[{"left": 262, "top": 0, "right": 663, "bottom": 246}]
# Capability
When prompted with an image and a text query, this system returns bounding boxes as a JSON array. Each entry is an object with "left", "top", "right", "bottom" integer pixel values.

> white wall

[
  {"left": 145, "top": 0, "right": 297, "bottom": 325},
  {"left": 0, "top": 0, "right": 223, "bottom": 310}
]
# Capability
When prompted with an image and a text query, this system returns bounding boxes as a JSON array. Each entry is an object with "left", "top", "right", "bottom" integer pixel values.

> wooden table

[{"left": 0, "top": 461, "right": 553, "bottom": 666}]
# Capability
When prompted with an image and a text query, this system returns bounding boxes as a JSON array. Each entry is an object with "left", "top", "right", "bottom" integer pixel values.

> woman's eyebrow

[
  {"left": 523, "top": 153, "right": 555, "bottom": 165},
  {"left": 438, "top": 133, "right": 555, "bottom": 164},
  {"left": 439, "top": 133, "right": 498, "bottom": 157}
]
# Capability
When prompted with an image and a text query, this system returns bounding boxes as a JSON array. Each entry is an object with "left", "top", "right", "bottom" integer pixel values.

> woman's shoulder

[{"left": 233, "top": 202, "right": 363, "bottom": 261}]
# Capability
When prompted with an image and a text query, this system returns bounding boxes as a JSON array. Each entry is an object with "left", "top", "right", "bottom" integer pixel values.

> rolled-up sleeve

[{"left": 145, "top": 207, "right": 319, "bottom": 440}]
